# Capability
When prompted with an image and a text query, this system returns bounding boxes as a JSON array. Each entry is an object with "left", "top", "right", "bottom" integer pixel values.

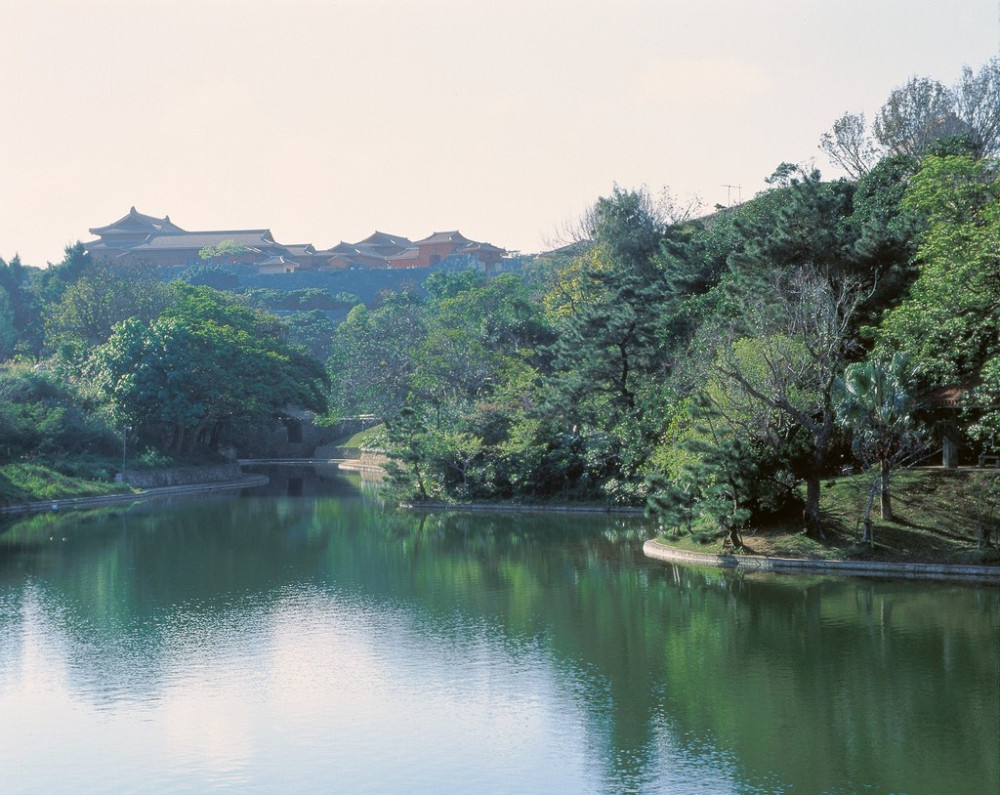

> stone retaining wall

[
  {"left": 338, "top": 451, "right": 389, "bottom": 473},
  {"left": 400, "top": 501, "right": 643, "bottom": 514},
  {"left": 117, "top": 464, "right": 244, "bottom": 488},
  {"left": 643, "top": 539, "right": 1000, "bottom": 584}
]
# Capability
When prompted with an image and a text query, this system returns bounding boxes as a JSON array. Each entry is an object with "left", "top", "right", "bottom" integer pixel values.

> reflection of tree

[
  {"left": 1, "top": 494, "right": 996, "bottom": 793},
  {"left": 318, "top": 507, "right": 998, "bottom": 793},
  {"left": 0, "top": 496, "right": 339, "bottom": 704}
]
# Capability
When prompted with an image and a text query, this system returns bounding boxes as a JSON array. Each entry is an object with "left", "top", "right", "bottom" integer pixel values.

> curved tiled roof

[
  {"left": 413, "top": 230, "right": 472, "bottom": 246},
  {"left": 89, "top": 206, "right": 185, "bottom": 237},
  {"left": 357, "top": 231, "right": 412, "bottom": 249},
  {"left": 128, "top": 230, "right": 276, "bottom": 250}
]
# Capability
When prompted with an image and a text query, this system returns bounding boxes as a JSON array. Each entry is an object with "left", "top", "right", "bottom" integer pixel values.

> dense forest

[{"left": 2, "top": 61, "right": 998, "bottom": 545}]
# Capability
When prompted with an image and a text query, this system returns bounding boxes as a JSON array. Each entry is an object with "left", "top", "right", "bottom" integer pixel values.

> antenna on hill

[{"left": 722, "top": 184, "right": 742, "bottom": 206}]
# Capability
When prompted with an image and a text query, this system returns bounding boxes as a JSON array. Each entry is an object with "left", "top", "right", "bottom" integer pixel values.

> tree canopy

[{"left": 92, "top": 283, "right": 327, "bottom": 454}]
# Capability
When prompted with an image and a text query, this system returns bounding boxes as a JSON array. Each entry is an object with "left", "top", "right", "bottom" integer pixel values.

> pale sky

[{"left": 2, "top": 0, "right": 998, "bottom": 267}]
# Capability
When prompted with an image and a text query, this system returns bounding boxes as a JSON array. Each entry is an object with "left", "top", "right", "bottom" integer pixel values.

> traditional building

[
  {"left": 385, "top": 231, "right": 507, "bottom": 271},
  {"left": 85, "top": 208, "right": 508, "bottom": 274},
  {"left": 405, "top": 231, "right": 474, "bottom": 268},
  {"left": 354, "top": 231, "right": 413, "bottom": 257},
  {"left": 317, "top": 232, "right": 414, "bottom": 270},
  {"left": 85, "top": 207, "right": 307, "bottom": 270},
  {"left": 455, "top": 241, "right": 506, "bottom": 271}
]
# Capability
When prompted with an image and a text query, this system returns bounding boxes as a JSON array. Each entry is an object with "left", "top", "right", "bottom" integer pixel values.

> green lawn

[
  {"left": 661, "top": 468, "right": 1000, "bottom": 566},
  {"left": 339, "top": 424, "right": 384, "bottom": 449},
  {"left": 0, "top": 462, "right": 134, "bottom": 506}
]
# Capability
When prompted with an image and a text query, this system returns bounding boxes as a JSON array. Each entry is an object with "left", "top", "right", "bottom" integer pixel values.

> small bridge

[
  {"left": 236, "top": 446, "right": 361, "bottom": 466},
  {"left": 239, "top": 455, "right": 360, "bottom": 466}
]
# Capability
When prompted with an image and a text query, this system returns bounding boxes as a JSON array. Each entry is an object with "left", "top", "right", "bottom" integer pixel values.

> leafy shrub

[{"left": 0, "top": 363, "right": 118, "bottom": 463}]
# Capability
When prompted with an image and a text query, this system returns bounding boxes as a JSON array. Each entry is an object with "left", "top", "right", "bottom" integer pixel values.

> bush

[{"left": 0, "top": 362, "right": 119, "bottom": 463}]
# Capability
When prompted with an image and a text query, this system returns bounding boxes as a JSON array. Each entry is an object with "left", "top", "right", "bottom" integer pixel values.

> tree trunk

[
  {"left": 804, "top": 418, "right": 832, "bottom": 539},
  {"left": 804, "top": 472, "right": 823, "bottom": 538},
  {"left": 879, "top": 459, "right": 893, "bottom": 521},
  {"left": 411, "top": 459, "right": 429, "bottom": 501},
  {"left": 727, "top": 485, "right": 743, "bottom": 550},
  {"left": 942, "top": 435, "right": 957, "bottom": 468},
  {"left": 729, "top": 526, "right": 743, "bottom": 550},
  {"left": 862, "top": 473, "right": 878, "bottom": 547}
]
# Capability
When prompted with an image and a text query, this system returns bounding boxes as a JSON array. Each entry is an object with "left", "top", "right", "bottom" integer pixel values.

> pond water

[{"left": 1, "top": 467, "right": 997, "bottom": 794}]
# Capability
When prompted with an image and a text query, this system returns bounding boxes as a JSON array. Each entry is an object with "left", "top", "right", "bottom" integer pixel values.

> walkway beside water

[{"left": 643, "top": 538, "right": 1000, "bottom": 584}]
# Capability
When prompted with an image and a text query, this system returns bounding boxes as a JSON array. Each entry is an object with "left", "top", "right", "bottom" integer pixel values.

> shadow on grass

[{"left": 0, "top": 470, "right": 30, "bottom": 506}]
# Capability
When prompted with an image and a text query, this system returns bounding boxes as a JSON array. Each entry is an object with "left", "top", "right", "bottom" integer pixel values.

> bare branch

[{"left": 819, "top": 112, "right": 881, "bottom": 179}]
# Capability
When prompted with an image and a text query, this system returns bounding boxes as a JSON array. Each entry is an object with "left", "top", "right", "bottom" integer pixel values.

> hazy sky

[{"left": 2, "top": 1, "right": 998, "bottom": 267}]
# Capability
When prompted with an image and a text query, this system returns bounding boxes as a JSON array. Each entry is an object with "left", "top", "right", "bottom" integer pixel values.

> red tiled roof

[
  {"left": 413, "top": 230, "right": 472, "bottom": 246},
  {"left": 357, "top": 231, "right": 412, "bottom": 249},
  {"left": 89, "top": 206, "right": 185, "bottom": 236},
  {"left": 458, "top": 242, "right": 506, "bottom": 255},
  {"left": 386, "top": 248, "right": 421, "bottom": 262},
  {"left": 129, "top": 230, "right": 276, "bottom": 250}
]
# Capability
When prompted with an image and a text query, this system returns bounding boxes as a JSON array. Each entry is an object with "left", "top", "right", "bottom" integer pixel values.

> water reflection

[{"left": 0, "top": 472, "right": 997, "bottom": 794}]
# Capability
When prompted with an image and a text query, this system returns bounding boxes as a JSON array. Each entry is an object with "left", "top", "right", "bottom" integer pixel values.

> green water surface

[{"left": 0, "top": 470, "right": 996, "bottom": 793}]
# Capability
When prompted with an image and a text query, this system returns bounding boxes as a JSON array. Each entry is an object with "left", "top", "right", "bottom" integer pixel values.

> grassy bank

[
  {"left": 6, "top": 456, "right": 997, "bottom": 569},
  {"left": 0, "top": 462, "right": 135, "bottom": 505},
  {"left": 660, "top": 468, "right": 1000, "bottom": 567}
]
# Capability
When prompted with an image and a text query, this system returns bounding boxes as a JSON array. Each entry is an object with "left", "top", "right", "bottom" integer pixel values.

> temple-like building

[
  {"left": 387, "top": 231, "right": 505, "bottom": 269},
  {"left": 85, "top": 208, "right": 508, "bottom": 274}
]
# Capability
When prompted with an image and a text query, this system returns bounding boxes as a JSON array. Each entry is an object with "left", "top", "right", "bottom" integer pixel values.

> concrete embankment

[
  {"left": 643, "top": 539, "right": 1000, "bottom": 584},
  {"left": 400, "top": 501, "right": 644, "bottom": 514},
  {"left": 117, "top": 464, "right": 244, "bottom": 488},
  {"left": 337, "top": 451, "right": 389, "bottom": 474}
]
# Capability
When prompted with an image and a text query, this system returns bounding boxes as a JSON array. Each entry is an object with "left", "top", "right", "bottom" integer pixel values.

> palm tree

[{"left": 834, "top": 354, "right": 924, "bottom": 543}]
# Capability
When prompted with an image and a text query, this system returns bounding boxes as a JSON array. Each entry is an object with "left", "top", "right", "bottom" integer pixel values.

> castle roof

[
  {"left": 385, "top": 247, "right": 421, "bottom": 263},
  {"left": 85, "top": 211, "right": 508, "bottom": 272},
  {"left": 89, "top": 206, "right": 185, "bottom": 237},
  {"left": 413, "top": 230, "right": 473, "bottom": 246},
  {"left": 357, "top": 231, "right": 412, "bottom": 250},
  {"left": 256, "top": 255, "right": 297, "bottom": 268},
  {"left": 128, "top": 229, "right": 277, "bottom": 251},
  {"left": 457, "top": 241, "right": 506, "bottom": 255},
  {"left": 327, "top": 241, "right": 365, "bottom": 256}
]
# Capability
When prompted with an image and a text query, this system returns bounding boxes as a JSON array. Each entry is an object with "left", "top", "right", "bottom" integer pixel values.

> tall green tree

[
  {"left": 699, "top": 168, "right": 870, "bottom": 535},
  {"left": 36, "top": 243, "right": 95, "bottom": 303},
  {"left": 647, "top": 393, "right": 799, "bottom": 548},
  {"left": 849, "top": 154, "right": 921, "bottom": 324},
  {"left": 543, "top": 187, "right": 678, "bottom": 497},
  {"left": 93, "top": 284, "right": 327, "bottom": 455},
  {"left": 43, "top": 261, "right": 171, "bottom": 354},
  {"left": 701, "top": 268, "right": 863, "bottom": 537},
  {"left": 281, "top": 309, "right": 337, "bottom": 362},
  {"left": 0, "top": 255, "right": 40, "bottom": 358},
  {"left": 326, "top": 291, "right": 426, "bottom": 420},
  {"left": 0, "top": 287, "right": 16, "bottom": 361},
  {"left": 732, "top": 166, "right": 863, "bottom": 283},
  {"left": 876, "top": 155, "right": 999, "bottom": 390}
]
